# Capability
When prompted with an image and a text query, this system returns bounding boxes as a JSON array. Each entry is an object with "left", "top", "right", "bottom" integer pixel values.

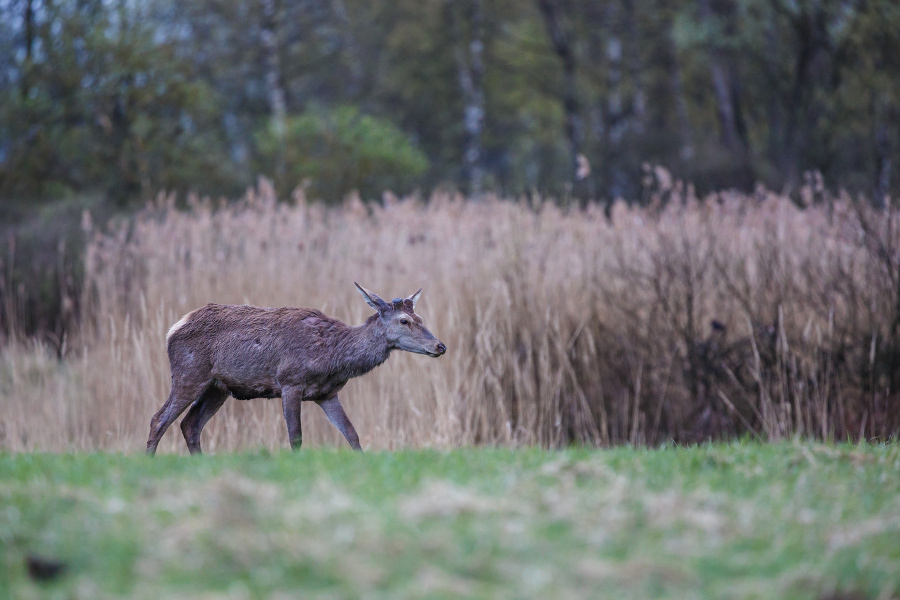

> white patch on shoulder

[{"left": 166, "top": 311, "right": 195, "bottom": 343}]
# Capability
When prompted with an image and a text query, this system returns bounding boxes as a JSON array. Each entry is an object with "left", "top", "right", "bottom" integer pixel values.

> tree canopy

[{"left": 1, "top": 0, "right": 898, "bottom": 206}]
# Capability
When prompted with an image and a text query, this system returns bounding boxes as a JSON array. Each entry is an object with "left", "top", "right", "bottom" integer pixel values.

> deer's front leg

[
  {"left": 281, "top": 387, "right": 303, "bottom": 450},
  {"left": 317, "top": 395, "right": 362, "bottom": 451}
]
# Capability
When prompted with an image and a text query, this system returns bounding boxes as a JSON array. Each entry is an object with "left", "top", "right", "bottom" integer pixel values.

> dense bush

[{"left": 255, "top": 107, "right": 429, "bottom": 202}]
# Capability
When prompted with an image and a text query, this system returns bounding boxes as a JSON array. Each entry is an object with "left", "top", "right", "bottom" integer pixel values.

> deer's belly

[
  {"left": 227, "top": 384, "right": 281, "bottom": 400},
  {"left": 300, "top": 377, "right": 348, "bottom": 402}
]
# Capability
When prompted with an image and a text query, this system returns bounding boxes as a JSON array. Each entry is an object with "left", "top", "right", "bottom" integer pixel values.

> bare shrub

[{"left": 1, "top": 181, "right": 898, "bottom": 451}]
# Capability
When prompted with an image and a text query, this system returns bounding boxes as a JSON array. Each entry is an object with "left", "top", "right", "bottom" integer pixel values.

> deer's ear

[
  {"left": 407, "top": 288, "right": 423, "bottom": 308},
  {"left": 355, "top": 282, "right": 389, "bottom": 313}
]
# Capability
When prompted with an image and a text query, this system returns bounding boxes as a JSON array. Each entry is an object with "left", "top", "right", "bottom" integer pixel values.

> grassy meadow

[{"left": 2, "top": 443, "right": 900, "bottom": 599}]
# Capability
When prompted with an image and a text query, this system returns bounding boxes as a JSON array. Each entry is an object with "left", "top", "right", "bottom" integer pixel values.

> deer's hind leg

[
  {"left": 180, "top": 381, "right": 229, "bottom": 455},
  {"left": 146, "top": 376, "right": 214, "bottom": 455}
]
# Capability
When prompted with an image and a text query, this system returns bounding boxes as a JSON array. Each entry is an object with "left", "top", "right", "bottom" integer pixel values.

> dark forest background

[
  {"left": 3, "top": 0, "right": 899, "bottom": 204},
  {"left": 1, "top": 0, "right": 899, "bottom": 338}
]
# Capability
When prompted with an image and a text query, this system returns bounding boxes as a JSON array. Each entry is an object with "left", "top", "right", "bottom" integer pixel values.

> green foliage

[
  {"left": 256, "top": 106, "right": 429, "bottom": 202},
  {"left": 0, "top": 1, "right": 243, "bottom": 203},
  {"left": 3, "top": 0, "right": 900, "bottom": 205},
  {"left": 1, "top": 444, "right": 899, "bottom": 598}
]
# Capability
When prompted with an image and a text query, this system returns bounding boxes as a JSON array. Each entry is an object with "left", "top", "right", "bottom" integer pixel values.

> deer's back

[{"left": 166, "top": 304, "right": 349, "bottom": 393}]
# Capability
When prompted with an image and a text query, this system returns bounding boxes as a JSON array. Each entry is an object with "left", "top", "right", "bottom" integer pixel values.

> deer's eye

[{"left": 399, "top": 318, "right": 410, "bottom": 326}]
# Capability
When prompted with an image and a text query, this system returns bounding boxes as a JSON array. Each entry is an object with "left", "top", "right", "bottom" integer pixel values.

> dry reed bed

[{"left": 1, "top": 182, "right": 898, "bottom": 451}]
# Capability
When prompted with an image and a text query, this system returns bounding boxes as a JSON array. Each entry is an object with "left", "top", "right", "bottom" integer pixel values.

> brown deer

[{"left": 145, "top": 283, "right": 446, "bottom": 455}]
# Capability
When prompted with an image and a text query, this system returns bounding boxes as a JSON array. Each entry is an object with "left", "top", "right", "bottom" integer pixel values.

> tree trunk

[
  {"left": 21, "top": 0, "right": 35, "bottom": 100},
  {"left": 669, "top": 29, "right": 694, "bottom": 162},
  {"left": 603, "top": 6, "right": 626, "bottom": 199},
  {"left": 260, "top": 0, "right": 287, "bottom": 181},
  {"left": 331, "top": 0, "right": 365, "bottom": 99},
  {"left": 699, "top": 0, "right": 747, "bottom": 153},
  {"left": 874, "top": 100, "right": 895, "bottom": 207},
  {"left": 776, "top": 2, "right": 834, "bottom": 187},
  {"left": 537, "top": 0, "right": 582, "bottom": 186},
  {"left": 622, "top": 0, "right": 645, "bottom": 136},
  {"left": 447, "top": 0, "right": 486, "bottom": 197},
  {"left": 782, "top": 10, "right": 813, "bottom": 185}
]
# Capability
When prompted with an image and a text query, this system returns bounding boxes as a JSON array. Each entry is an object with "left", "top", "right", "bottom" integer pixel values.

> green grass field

[{"left": 2, "top": 443, "right": 899, "bottom": 599}]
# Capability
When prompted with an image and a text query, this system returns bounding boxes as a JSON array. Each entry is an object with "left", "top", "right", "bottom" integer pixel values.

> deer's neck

[{"left": 334, "top": 314, "right": 391, "bottom": 379}]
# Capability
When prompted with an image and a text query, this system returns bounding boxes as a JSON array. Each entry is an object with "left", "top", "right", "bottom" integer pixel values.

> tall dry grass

[{"left": 2, "top": 179, "right": 899, "bottom": 452}]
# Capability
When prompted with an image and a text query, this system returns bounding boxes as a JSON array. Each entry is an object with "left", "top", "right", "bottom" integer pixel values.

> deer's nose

[{"left": 435, "top": 342, "right": 447, "bottom": 355}]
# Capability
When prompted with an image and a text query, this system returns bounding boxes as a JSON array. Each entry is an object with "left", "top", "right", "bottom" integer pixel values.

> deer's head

[{"left": 355, "top": 283, "right": 446, "bottom": 357}]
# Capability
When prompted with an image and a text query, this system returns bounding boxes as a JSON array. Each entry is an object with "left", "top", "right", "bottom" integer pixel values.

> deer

[{"left": 145, "top": 283, "right": 446, "bottom": 455}]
